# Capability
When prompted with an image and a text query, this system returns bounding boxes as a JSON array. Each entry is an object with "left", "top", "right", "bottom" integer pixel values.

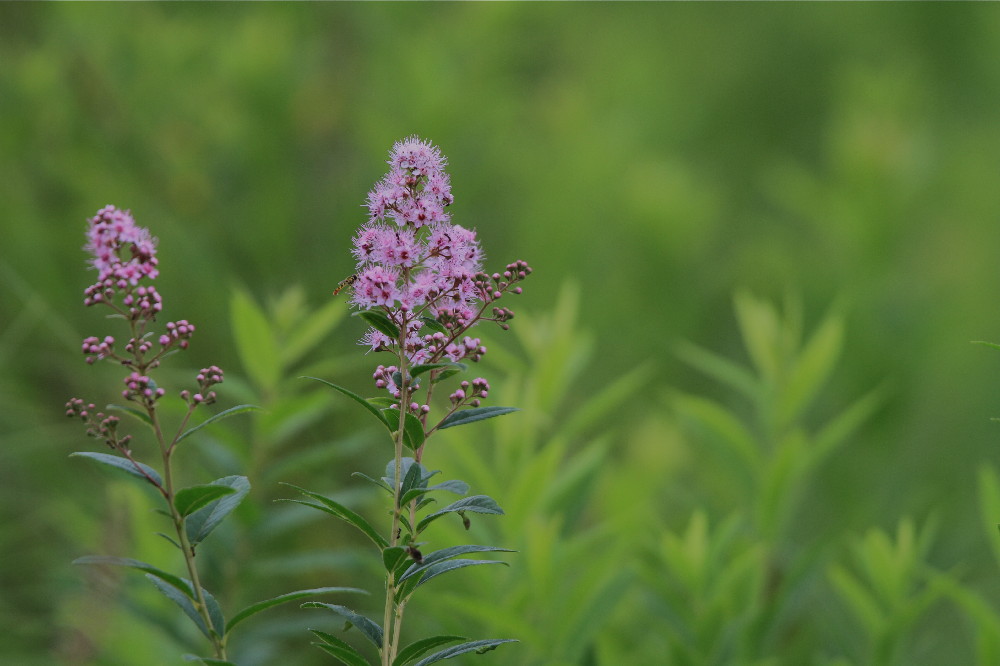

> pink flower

[
  {"left": 84, "top": 205, "right": 159, "bottom": 285},
  {"left": 367, "top": 136, "right": 453, "bottom": 229}
]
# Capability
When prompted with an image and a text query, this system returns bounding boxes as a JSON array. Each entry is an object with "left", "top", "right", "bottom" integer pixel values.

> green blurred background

[{"left": 4, "top": 3, "right": 1000, "bottom": 664}]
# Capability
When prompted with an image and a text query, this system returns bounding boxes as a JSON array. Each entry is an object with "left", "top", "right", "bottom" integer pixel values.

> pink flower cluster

[
  {"left": 348, "top": 138, "right": 532, "bottom": 369},
  {"left": 72, "top": 206, "right": 224, "bottom": 419},
  {"left": 366, "top": 136, "right": 453, "bottom": 228},
  {"left": 83, "top": 206, "right": 162, "bottom": 318}
]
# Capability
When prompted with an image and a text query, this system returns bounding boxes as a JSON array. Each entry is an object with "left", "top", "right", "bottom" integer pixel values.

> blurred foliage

[{"left": 4, "top": 3, "right": 1000, "bottom": 664}]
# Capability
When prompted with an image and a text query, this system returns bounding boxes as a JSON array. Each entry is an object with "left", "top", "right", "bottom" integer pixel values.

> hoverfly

[{"left": 332, "top": 274, "right": 358, "bottom": 296}]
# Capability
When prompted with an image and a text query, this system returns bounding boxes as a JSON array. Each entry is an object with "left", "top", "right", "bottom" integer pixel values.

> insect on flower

[{"left": 332, "top": 274, "right": 358, "bottom": 297}]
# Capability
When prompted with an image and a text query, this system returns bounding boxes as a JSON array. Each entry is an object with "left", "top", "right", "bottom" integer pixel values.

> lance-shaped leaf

[
  {"left": 227, "top": 587, "right": 367, "bottom": 635},
  {"left": 418, "top": 316, "right": 449, "bottom": 336},
  {"left": 382, "top": 546, "right": 409, "bottom": 573},
  {"left": 383, "top": 457, "right": 438, "bottom": 486},
  {"left": 279, "top": 483, "right": 388, "bottom": 549},
  {"left": 416, "top": 496, "right": 504, "bottom": 533},
  {"left": 355, "top": 309, "right": 400, "bottom": 339},
  {"left": 412, "top": 639, "right": 518, "bottom": 666},
  {"left": 381, "top": 408, "right": 425, "bottom": 450},
  {"left": 410, "top": 362, "right": 466, "bottom": 379},
  {"left": 147, "top": 575, "right": 225, "bottom": 639},
  {"left": 398, "top": 545, "right": 515, "bottom": 584},
  {"left": 304, "top": 376, "right": 390, "bottom": 427},
  {"left": 400, "top": 480, "right": 469, "bottom": 507},
  {"left": 302, "top": 602, "right": 383, "bottom": 648},
  {"left": 437, "top": 407, "right": 519, "bottom": 430},
  {"left": 352, "top": 471, "right": 392, "bottom": 494},
  {"left": 174, "top": 484, "right": 237, "bottom": 518},
  {"left": 185, "top": 476, "right": 251, "bottom": 546},
  {"left": 393, "top": 635, "right": 465, "bottom": 666},
  {"left": 73, "top": 556, "right": 192, "bottom": 598},
  {"left": 409, "top": 559, "right": 509, "bottom": 590},
  {"left": 310, "top": 629, "right": 372, "bottom": 666},
  {"left": 106, "top": 403, "right": 154, "bottom": 427},
  {"left": 398, "top": 461, "right": 426, "bottom": 501},
  {"left": 176, "top": 404, "right": 259, "bottom": 445},
  {"left": 70, "top": 451, "right": 162, "bottom": 488},
  {"left": 183, "top": 656, "right": 237, "bottom": 665}
]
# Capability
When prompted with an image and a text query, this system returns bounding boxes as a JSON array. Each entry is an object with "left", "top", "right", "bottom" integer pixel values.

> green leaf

[
  {"left": 183, "top": 656, "right": 238, "bottom": 665},
  {"left": 176, "top": 404, "right": 260, "bottom": 445},
  {"left": 226, "top": 587, "right": 367, "bottom": 634},
  {"left": 147, "top": 575, "right": 225, "bottom": 639},
  {"left": 352, "top": 471, "right": 392, "bottom": 494},
  {"left": 437, "top": 407, "right": 519, "bottom": 430},
  {"left": 674, "top": 340, "right": 759, "bottom": 400},
  {"left": 416, "top": 496, "right": 504, "bottom": 533},
  {"left": 400, "top": 480, "right": 469, "bottom": 507},
  {"left": 279, "top": 483, "right": 388, "bottom": 548},
  {"left": 355, "top": 309, "right": 400, "bottom": 339},
  {"left": 383, "top": 546, "right": 408, "bottom": 572},
  {"left": 734, "top": 290, "right": 781, "bottom": 383},
  {"left": 302, "top": 602, "right": 383, "bottom": 648},
  {"left": 231, "top": 289, "right": 282, "bottom": 390},
  {"left": 418, "top": 316, "right": 449, "bottom": 336},
  {"left": 382, "top": 408, "right": 426, "bottom": 450},
  {"left": 282, "top": 297, "right": 346, "bottom": 368},
  {"left": 304, "top": 376, "right": 390, "bottom": 427},
  {"left": 410, "top": 362, "right": 466, "bottom": 379},
  {"left": 106, "top": 403, "right": 154, "bottom": 427},
  {"left": 398, "top": 545, "right": 515, "bottom": 583},
  {"left": 174, "top": 484, "right": 237, "bottom": 518},
  {"left": 398, "top": 460, "right": 427, "bottom": 500},
  {"left": 383, "top": 457, "right": 438, "bottom": 488},
  {"left": 412, "top": 639, "right": 517, "bottom": 666},
  {"left": 70, "top": 451, "right": 162, "bottom": 488},
  {"left": 393, "top": 635, "right": 465, "bottom": 666},
  {"left": 973, "top": 340, "right": 1000, "bottom": 351},
  {"left": 310, "top": 629, "right": 372, "bottom": 666},
  {"left": 367, "top": 397, "right": 398, "bottom": 409},
  {"left": 778, "top": 310, "right": 843, "bottom": 427},
  {"left": 413, "top": 559, "right": 508, "bottom": 590},
  {"left": 186, "top": 476, "right": 251, "bottom": 546},
  {"left": 73, "top": 556, "right": 193, "bottom": 598},
  {"left": 156, "top": 532, "right": 183, "bottom": 550}
]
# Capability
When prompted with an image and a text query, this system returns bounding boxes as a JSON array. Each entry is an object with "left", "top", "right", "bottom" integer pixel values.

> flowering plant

[
  {"left": 286, "top": 137, "right": 530, "bottom": 665},
  {"left": 67, "top": 206, "right": 358, "bottom": 664}
]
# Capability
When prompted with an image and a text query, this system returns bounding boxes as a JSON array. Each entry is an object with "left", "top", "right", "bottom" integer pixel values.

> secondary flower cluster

[
  {"left": 70, "top": 206, "right": 224, "bottom": 422},
  {"left": 65, "top": 398, "right": 132, "bottom": 453},
  {"left": 349, "top": 137, "right": 532, "bottom": 375},
  {"left": 83, "top": 205, "right": 161, "bottom": 317}
]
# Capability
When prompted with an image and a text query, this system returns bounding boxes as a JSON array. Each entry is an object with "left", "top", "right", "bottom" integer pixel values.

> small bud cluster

[
  {"left": 65, "top": 398, "right": 132, "bottom": 452},
  {"left": 159, "top": 320, "right": 195, "bottom": 350},
  {"left": 372, "top": 365, "right": 432, "bottom": 415},
  {"left": 449, "top": 378, "right": 490, "bottom": 408},
  {"left": 123, "top": 371, "right": 165, "bottom": 406},
  {"left": 82, "top": 336, "right": 115, "bottom": 364},
  {"left": 181, "top": 366, "right": 224, "bottom": 406},
  {"left": 474, "top": 260, "right": 533, "bottom": 331},
  {"left": 373, "top": 365, "right": 402, "bottom": 399}
]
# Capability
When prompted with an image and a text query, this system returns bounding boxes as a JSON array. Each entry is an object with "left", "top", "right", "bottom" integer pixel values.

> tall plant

[
  {"left": 283, "top": 137, "right": 531, "bottom": 665},
  {"left": 66, "top": 206, "right": 360, "bottom": 664}
]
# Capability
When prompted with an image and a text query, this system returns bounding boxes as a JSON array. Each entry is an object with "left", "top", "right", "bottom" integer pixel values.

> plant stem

[
  {"left": 152, "top": 406, "right": 227, "bottom": 660},
  {"left": 383, "top": 321, "right": 411, "bottom": 666}
]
